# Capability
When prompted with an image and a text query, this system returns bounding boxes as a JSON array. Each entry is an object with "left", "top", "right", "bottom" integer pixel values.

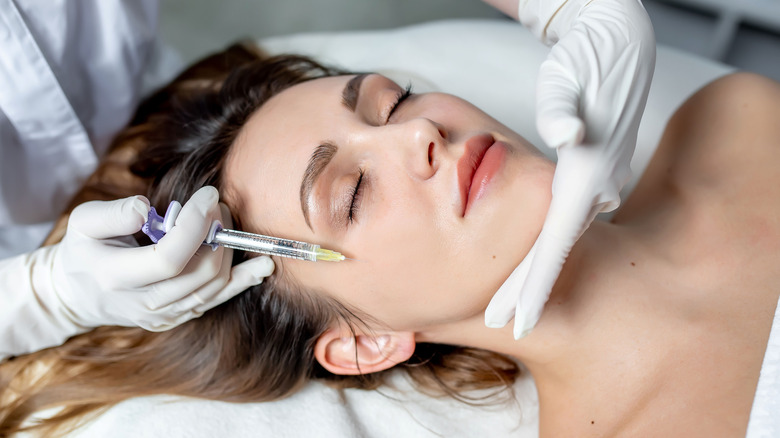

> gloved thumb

[
  {"left": 512, "top": 232, "right": 569, "bottom": 339},
  {"left": 485, "top": 242, "right": 538, "bottom": 329},
  {"left": 69, "top": 195, "right": 151, "bottom": 239}
]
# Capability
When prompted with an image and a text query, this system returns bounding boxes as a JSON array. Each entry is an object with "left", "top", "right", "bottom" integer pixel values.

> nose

[{"left": 393, "top": 117, "right": 448, "bottom": 180}]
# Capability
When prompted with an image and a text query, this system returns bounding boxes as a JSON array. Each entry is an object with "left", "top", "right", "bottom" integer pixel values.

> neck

[
  {"left": 423, "top": 219, "right": 642, "bottom": 386},
  {"left": 512, "top": 220, "right": 630, "bottom": 371}
]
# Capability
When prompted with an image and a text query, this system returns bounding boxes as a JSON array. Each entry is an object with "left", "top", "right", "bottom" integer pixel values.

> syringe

[
  {"left": 207, "top": 227, "right": 345, "bottom": 262},
  {"left": 142, "top": 201, "right": 345, "bottom": 262}
]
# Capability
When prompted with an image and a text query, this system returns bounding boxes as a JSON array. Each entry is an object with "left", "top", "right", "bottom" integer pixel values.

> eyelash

[
  {"left": 385, "top": 83, "right": 413, "bottom": 123},
  {"left": 347, "top": 169, "right": 365, "bottom": 224}
]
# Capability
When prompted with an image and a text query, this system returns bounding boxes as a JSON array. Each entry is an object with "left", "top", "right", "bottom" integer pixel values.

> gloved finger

[
  {"left": 145, "top": 244, "right": 226, "bottom": 310},
  {"left": 535, "top": 54, "right": 585, "bottom": 149},
  {"left": 485, "top": 242, "right": 537, "bottom": 329},
  {"left": 153, "top": 186, "right": 221, "bottom": 273},
  {"left": 554, "top": 145, "right": 624, "bottom": 216},
  {"left": 145, "top": 203, "right": 237, "bottom": 310},
  {"left": 141, "top": 309, "right": 200, "bottom": 332},
  {"left": 107, "top": 187, "right": 221, "bottom": 287},
  {"left": 512, "top": 231, "right": 569, "bottom": 339},
  {"left": 141, "top": 268, "right": 218, "bottom": 330},
  {"left": 511, "top": 187, "right": 597, "bottom": 339},
  {"left": 155, "top": 253, "right": 242, "bottom": 326},
  {"left": 194, "top": 255, "right": 275, "bottom": 314},
  {"left": 69, "top": 196, "right": 151, "bottom": 240},
  {"left": 165, "top": 292, "right": 210, "bottom": 325}
]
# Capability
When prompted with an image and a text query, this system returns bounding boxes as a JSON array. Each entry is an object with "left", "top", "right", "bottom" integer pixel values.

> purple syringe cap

[
  {"left": 141, "top": 201, "right": 182, "bottom": 243},
  {"left": 141, "top": 200, "right": 221, "bottom": 251}
]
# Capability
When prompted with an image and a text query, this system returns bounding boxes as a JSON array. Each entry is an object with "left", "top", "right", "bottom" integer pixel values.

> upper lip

[{"left": 457, "top": 133, "right": 494, "bottom": 216}]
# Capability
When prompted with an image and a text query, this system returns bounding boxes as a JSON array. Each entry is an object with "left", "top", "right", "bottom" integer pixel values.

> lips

[{"left": 457, "top": 134, "right": 495, "bottom": 216}]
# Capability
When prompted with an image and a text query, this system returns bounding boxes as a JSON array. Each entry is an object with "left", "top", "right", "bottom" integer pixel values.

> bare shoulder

[
  {"left": 602, "top": 75, "right": 780, "bottom": 438},
  {"left": 615, "top": 72, "right": 780, "bottom": 223}
]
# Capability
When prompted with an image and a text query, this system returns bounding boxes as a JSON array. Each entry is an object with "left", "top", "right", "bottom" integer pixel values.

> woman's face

[{"left": 225, "top": 74, "right": 554, "bottom": 333}]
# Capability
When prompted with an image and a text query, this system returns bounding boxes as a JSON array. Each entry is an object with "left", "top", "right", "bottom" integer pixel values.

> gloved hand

[
  {"left": 484, "top": 0, "right": 656, "bottom": 338},
  {"left": 0, "top": 186, "right": 274, "bottom": 359}
]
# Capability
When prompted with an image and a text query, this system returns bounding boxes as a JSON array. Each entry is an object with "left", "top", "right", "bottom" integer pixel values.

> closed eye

[
  {"left": 385, "top": 83, "right": 413, "bottom": 123},
  {"left": 347, "top": 169, "right": 365, "bottom": 225}
]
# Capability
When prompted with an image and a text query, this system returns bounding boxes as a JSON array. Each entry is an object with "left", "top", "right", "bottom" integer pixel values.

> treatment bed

[{"left": 45, "top": 18, "right": 777, "bottom": 438}]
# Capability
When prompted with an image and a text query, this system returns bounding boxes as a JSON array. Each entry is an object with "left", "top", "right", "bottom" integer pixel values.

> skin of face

[{"left": 225, "top": 74, "right": 554, "bottom": 334}]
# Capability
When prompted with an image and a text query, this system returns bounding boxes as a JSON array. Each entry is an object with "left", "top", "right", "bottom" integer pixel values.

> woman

[
  {"left": 216, "top": 53, "right": 779, "bottom": 436},
  {"left": 2, "top": 42, "right": 778, "bottom": 437}
]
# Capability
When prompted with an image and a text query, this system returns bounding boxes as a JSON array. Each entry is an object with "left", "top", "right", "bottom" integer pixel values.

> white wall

[
  {"left": 643, "top": 0, "right": 780, "bottom": 81},
  {"left": 159, "top": 0, "right": 503, "bottom": 65},
  {"left": 160, "top": 0, "right": 780, "bottom": 81}
]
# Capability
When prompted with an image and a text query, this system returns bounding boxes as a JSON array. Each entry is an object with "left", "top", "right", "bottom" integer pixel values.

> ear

[{"left": 314, "top": 327, "right": 416, "bottom": 376}]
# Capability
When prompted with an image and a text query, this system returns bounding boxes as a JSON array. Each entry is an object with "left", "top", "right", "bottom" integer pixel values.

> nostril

[{"left": 428, "top": 142, "right": 434, "bottom": 165}]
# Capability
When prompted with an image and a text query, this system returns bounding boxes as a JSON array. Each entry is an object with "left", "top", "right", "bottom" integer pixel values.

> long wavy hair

[{"left": 0, "top": 42, "right": 520, "bottom": 437}]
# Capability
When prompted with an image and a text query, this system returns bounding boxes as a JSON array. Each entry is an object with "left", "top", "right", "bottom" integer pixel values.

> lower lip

[{"left": 464, "top": 142, "right": 507, "bottom": 216}]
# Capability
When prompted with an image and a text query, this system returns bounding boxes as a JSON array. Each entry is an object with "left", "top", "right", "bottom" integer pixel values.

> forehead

[{"left": 223, "top": 75, "right": 352, "bottom": 243}]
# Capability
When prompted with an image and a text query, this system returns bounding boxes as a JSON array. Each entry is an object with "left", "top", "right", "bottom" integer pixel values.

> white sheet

[
  {"left": 51, "top": 19, "right": 742, "bottom": 438},
  {"left": 52, "top": 370, "right": 538, "bottom": 437},
  {"left": 746, "top": 295, "right": 780, "bottom": 438}
]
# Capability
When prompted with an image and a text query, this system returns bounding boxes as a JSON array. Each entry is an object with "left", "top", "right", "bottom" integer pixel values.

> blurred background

[{"left": 159, "top": 0, "right": 780, "bottom": 81}]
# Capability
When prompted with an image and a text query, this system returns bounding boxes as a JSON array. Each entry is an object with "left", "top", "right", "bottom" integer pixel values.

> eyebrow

[
  {"left": 299, "top": 74, "right": 368, "bottom": 230},
  {"left": 300, "top": 142, "right": 338, "bottom": 230},
  {"left": 341, "top": 74, "right": 368, "bottom": 112}
]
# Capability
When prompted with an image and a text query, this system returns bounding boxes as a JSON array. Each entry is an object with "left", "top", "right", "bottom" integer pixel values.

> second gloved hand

[
  {"left": 43, "top": 186, "right": 274, "bottom": 331},
  {"left": 485, "top": 0, "right": 657, "bottom": 338}
]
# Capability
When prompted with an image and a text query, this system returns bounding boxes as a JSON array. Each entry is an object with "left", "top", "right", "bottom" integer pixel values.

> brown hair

[{"left": 0, "top": 42, "right": 519, "bottom": 437}]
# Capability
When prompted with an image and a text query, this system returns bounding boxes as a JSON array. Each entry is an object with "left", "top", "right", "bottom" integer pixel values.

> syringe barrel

[{"left": 211, "top": 228, "right": 318, "bottom": 261}]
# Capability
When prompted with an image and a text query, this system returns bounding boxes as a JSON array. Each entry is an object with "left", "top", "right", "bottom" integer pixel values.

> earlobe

[{"left": 314, "top": 328, "right": 416, "bottom": 376}]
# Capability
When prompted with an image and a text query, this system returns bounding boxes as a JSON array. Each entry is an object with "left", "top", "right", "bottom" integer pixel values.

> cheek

[
  {"left": 332, "top": 255, "right": 494, "bottom": 330},
  {"left": 331, "top": 213, "right": 515, "bottom": 329},
  {"left": 350, "top": 212, "right": 447, "bottom": 322},
  {"left": 308, "top": 206, "right": 480, "bottom": 328}
]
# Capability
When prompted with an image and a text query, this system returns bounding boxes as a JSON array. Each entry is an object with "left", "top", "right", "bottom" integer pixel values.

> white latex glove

[
  {"left": 484, "top": 0, "right": 656, "bottom": 338},
  {"left": 0, "top": 186, "right": 274, "bottom": 359}
]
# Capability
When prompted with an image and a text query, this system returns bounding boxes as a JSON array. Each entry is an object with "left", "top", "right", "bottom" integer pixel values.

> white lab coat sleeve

[
  {"left": 0, "top": 0, "right": 164, "bottom": 258},
  {"left": 0, "top": 244, "right": 88, "bottom": 362}
]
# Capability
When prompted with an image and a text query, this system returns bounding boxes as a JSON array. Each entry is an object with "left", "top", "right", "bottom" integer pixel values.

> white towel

[
  {"left": 746, "top": 295, "right": 780, "bottom": 438},
  {"left": 56, "top": 370, "right": 539, "bottom": 438}
]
